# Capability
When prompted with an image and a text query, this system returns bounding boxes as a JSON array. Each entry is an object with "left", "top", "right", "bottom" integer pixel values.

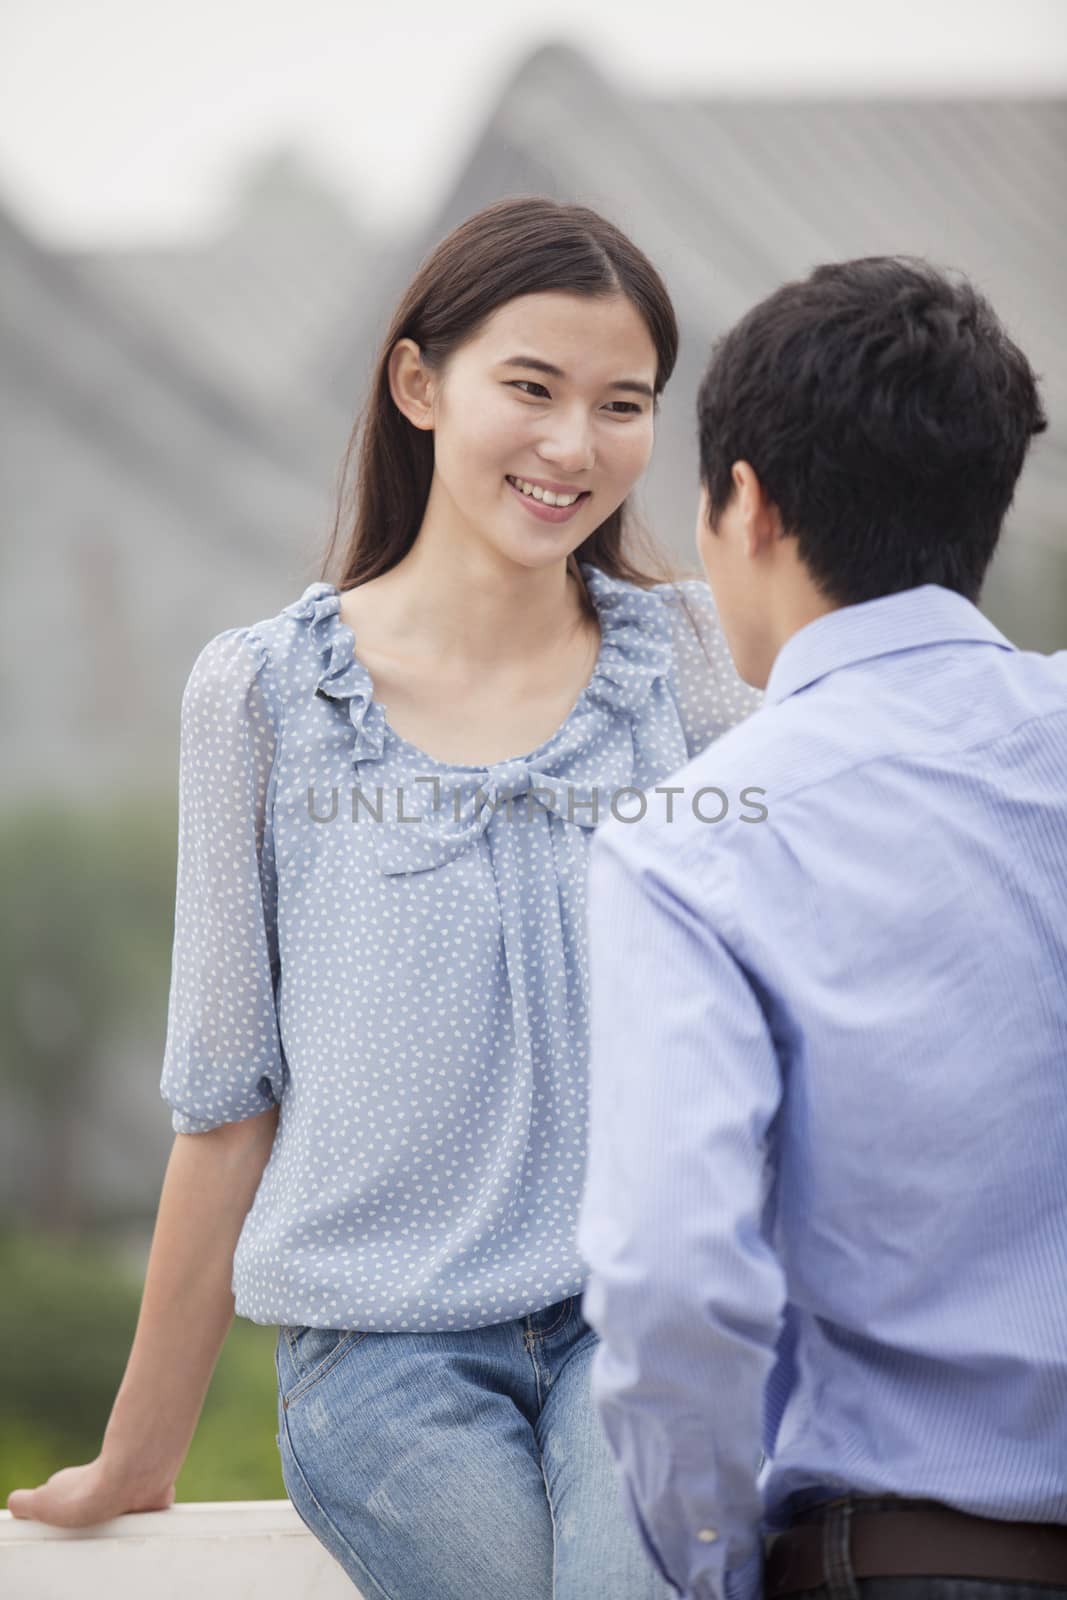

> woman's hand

[
  {"left": 5, "top": 1124, "right": 279, "bottom": 1532},
  {"left": 6, "top": 1455, "right": 176, "bottom": 1527}
]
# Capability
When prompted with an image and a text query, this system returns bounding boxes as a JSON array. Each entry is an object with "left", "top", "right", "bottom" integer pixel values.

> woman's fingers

[{"left": 6, "top": 1462, "right": 176, "bottom": 1527}]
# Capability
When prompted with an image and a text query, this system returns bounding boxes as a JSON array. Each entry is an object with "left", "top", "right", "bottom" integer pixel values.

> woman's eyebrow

[{"left": 498, "top": 355, "right": 654, "bottom": 399}]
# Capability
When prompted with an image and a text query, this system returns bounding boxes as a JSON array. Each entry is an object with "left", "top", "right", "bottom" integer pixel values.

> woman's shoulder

[
  {"left": 644, "top": 572, "right": 734, "bottom": 666},
  {"left": 184, "top": 581, "right": 349, "bottom": 716},
  {"left": 581, "top": 561, "right": 714, "bottom": 622},
  {"left": 647, "top": 571, "right": 719, "bottom": 628},
  {"left": 581, "top": 563, "right": 725, "bottom": 663},
  {"left": 635, "top": 569, "right": 765, "bottom": 741}
]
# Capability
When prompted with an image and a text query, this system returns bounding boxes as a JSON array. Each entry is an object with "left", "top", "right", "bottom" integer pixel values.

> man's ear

[
  {"left": 734, "top": 461, "right": 780, "bottom": 557},
  {"left": 388, "top": 338, "right": 436, "bottom": 431}
]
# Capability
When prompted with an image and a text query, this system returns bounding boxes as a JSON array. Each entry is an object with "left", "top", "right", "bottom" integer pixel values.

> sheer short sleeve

[
  {"left": 160, "top": 627, "right": 289, "bottom": 1135},
  {"left": 655, "top": 578, "right": 764, "bottom": 757}
]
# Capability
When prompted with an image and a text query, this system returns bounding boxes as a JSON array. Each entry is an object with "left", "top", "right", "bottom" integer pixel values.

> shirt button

[{"left": 697, "top": 1528, "right": 719, "bottom": 1542}]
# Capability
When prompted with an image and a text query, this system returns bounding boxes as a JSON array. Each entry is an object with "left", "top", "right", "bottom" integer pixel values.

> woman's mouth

[{"left": 505, "top": 475, "right": 592, "bottom": 524}]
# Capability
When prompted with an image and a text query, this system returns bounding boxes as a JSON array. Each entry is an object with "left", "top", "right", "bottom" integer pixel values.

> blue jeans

[
  {"left": 275, "top": 1292, "right": 677, "bottom": 1600},
  {"left": 787, "top": 1495, "right": 1067, "bottom": 1600}
]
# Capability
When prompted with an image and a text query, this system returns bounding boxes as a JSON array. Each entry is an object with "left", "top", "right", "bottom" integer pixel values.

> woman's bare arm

[{"left": 6, "top": 1105, "right": 279, "bottom": 1527}]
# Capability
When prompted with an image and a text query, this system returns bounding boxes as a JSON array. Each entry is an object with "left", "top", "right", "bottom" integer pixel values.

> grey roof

[
  {"left": 2, "top": 41, "right": 1063, "bottom": 802},
  {"left": 66, "top": 148, "right": 379, "bottom": 434},
  {"left": 0, "top": 203, "right": 326, "bottom": 547},
  {"left": 0, "top": 197, "right": 340, "bottom": 797}
]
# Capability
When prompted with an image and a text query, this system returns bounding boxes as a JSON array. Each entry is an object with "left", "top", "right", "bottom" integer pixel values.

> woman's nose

[{"left": 537, "top": 415, "right": 595, "bottom": 474}]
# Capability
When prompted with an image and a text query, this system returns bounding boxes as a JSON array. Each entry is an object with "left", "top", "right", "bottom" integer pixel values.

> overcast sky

[{"left": 2, "top": 0, "right": 1064, "bottom": 248}]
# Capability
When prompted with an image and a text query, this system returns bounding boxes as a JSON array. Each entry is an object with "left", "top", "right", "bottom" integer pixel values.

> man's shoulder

[
  {"left": 671, "top": 689, "right": 858, "bottom": 814},
  {"left": 597, "top": 637, "right": 1067, "bottom": 867},
  {"left": 1014, "top": 643, "right": 1067, "bottom": 697},
  {"left": 595, "top": 693, "right": 843, "bottom": 871}
]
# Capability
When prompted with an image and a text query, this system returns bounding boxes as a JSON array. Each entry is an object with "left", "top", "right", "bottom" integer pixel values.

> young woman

[{"left": 7, "top": 197, "right": 762, "bottom": 1598}]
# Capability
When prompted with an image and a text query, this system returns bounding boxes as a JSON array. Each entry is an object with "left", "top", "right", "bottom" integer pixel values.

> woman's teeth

[{"left": 506, "top": 476, "right": 583, "bottom": 508}]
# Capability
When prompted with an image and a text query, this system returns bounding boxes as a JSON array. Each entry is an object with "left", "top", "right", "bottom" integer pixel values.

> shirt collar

[{"left": 764, "top": 583, "right": 1017, "bottom": 706}]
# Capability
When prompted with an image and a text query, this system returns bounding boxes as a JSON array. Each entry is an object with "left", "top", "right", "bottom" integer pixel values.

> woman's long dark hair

[{"left": 319, "top": 196, "right": 690, "bottom": 615}]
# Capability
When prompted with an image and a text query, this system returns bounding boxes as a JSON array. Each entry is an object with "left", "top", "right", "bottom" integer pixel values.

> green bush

[
  {"left": 0, "top": 1225, "right": 285, "bottom": 1503},
  {"left": 0, "top": 794, "right": 179, "bottom": 1230}
]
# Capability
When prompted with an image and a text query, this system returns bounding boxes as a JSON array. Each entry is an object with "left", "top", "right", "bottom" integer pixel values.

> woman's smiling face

[{"left": 398, "top": 290, "right": 659, "bottom": 568}]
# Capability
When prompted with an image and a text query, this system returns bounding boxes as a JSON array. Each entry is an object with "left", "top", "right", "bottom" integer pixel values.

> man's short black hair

[{"left": 696, "top": 256, "right": 1048, "bottom": 607}]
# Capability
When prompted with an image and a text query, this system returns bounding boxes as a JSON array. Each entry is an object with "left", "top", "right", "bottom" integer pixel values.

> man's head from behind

[{"left": 695, "top": 256, "right": 1047, "bottom": 687}]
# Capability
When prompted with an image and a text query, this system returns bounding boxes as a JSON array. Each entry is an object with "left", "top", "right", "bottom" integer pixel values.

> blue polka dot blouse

[{"left": 159, "top": 562, "right": 763, "bottom": 1330}]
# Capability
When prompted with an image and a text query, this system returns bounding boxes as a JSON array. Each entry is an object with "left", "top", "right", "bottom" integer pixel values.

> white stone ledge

[{"left": 0, "top": 1499, "right": 361, "bottom": 1598}]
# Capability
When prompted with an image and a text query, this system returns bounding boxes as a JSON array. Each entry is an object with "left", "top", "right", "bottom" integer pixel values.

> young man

[{"left": 576, "top": 256, "right": 1066, "bottom": 1600}]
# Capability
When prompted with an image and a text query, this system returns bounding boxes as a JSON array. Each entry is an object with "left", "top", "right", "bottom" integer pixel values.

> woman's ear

[{"left": 388, "top": 338, "right": 436, "bottom": 431}]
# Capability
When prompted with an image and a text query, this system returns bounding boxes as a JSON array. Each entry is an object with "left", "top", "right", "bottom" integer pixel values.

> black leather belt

[{"left": 764, "top": 1500, "right": 1067, "bottom": 1595}]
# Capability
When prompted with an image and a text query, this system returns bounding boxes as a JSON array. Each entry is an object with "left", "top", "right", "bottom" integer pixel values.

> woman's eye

[{"left": 506, "top": 381, "right": 643, "bottom": 416}]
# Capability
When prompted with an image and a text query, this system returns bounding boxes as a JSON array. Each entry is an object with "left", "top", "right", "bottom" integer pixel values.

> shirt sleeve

[
  {"left": 656, "top": 579, "right": 764, "bottom": 759},
  {"left": 159, "top": 626, "right": 289, "bottom": 1135},
  {"left": 576, "top": 817, "right": 786, "bottom": 1600}
]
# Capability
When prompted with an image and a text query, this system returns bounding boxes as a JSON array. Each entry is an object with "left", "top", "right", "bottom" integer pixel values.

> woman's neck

[{"left": 355, "top": 536, "right": 590, "bottom": 675}]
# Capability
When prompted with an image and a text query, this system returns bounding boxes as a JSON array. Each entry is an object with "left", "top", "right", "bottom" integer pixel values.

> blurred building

[
  {"left": 3, "top": 41, "right": 1064, "bottom": 805},
  {"left": 1, "top": 38, "right": 1065, "bottom": 1216}
]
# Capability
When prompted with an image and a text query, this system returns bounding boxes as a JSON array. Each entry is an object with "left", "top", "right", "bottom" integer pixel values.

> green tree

[{"left": 0, "top": 794, "right": 176, "bottom": 1232}]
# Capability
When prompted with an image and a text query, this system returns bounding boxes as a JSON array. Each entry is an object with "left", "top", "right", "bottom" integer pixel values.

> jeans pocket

[{"left": 279, "top": 1324, "right": 366, "bottom": 1409}]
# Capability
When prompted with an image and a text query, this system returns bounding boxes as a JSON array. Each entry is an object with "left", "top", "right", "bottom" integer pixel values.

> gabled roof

[{"left": 0, "top": 199, "right": 327, "bottom": 557}]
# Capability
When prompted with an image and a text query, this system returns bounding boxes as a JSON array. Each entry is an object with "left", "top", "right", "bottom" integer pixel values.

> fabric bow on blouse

[{"left": 296, "top": 562, "right": 678, "bottom": 877}]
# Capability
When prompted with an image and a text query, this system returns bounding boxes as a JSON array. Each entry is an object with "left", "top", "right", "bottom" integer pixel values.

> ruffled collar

[
  {"left": 577, "top": 561, "right": 674, "bottom": 717},
  {"left": 283, "top": 561, "right": 674, "bottom": 769}
]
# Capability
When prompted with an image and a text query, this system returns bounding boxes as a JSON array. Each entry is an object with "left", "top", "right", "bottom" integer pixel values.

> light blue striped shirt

[{"left": 576, "top": 584, "right": 1067, "bottom": 1600}]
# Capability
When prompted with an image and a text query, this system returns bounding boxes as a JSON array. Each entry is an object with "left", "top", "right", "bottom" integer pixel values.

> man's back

[
  {"left": 683, "top": 583, "right": 1067, "bottom": 1527},
  {"left": 581, "top": 251, "right": 1062, "bottom": 1600}
]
